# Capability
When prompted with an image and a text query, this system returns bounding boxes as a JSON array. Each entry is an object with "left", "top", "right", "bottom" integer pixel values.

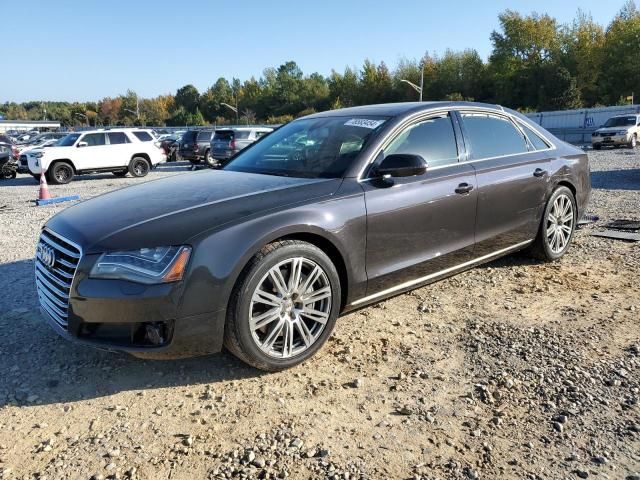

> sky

[{"left": 0, "top": 0, "right": 625, "bottom": 103}]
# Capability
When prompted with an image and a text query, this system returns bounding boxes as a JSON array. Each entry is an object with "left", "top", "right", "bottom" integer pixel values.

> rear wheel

[
  {"left": 529, "top": 186, "right": 577, "bottom": 261},
  {"left": 129, "top": 157, "right": 150, "bottom": 177},
  {"left": 224, "top": 240, "right": 341, "bottom": 371},
  {"left": 49, "top": 161, "right": 74, "bottom": 185},
  {"left": 204, "top": 149, "right": 216, "bottom": 167}
]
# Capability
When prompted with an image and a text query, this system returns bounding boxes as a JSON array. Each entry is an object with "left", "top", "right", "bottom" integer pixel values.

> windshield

[
  {"left": 224, "top": 116, "right": 387, "bottom": 178},
  {"left": 56, "top": 133, "right": 81, "bottom": 147},
  {"left": 603, "top": 116, "right": 636, "bottom": 127}
]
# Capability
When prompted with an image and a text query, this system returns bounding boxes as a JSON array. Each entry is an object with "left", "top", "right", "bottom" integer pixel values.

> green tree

[{"left": 174, "top": 84, "right": 200, "bottom": 114}]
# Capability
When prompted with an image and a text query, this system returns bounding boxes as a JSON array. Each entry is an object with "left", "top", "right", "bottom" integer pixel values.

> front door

[
  {"left": 360, "top": 112, "right": 478, "bottom": 302},
  {"left": 75, "top": 132, "right": 108, "bottom": 170}
]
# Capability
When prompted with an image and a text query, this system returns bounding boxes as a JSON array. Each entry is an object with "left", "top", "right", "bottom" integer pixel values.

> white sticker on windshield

[{"left": 344, "top": 118, "right": 385, "bottom": 129}]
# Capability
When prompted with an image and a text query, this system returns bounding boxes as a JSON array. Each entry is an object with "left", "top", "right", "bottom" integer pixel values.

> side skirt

[{"left": 348, "top": 240, "right": 533, "bottom": 308}]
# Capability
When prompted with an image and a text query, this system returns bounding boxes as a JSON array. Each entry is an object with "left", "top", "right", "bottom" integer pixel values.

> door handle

[
  {"left": 455, "top": 183, "right": 474, "bottom": 194},
  {"left": 533, "top": 168, "right": 547, "bottom": 177}
]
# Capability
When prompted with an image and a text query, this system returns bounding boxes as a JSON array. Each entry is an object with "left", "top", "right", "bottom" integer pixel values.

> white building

[{"left": 0, "top": 120, "right": 61, "bottom": 133}]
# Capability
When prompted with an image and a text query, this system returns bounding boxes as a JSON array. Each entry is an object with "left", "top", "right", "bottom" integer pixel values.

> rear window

[
  {"left": 181, "top": 131, "right": 197, "bottom": 142},
  {"left": 197, "top": 131, "right": 213, "bottom": 141},
  {"left": 108, "top": 132, "right": 130, "bottom": 145},
  {"left": 133, "top": 131, "right": 153, "bottom": 142},
  {"left": 214, "top": 130, "right": 234, "bottom": 141}
]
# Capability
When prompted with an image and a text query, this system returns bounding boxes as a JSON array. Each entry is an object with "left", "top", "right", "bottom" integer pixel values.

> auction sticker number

[{"left": 344, "top": 118, "right": 385, "bottom": 129}]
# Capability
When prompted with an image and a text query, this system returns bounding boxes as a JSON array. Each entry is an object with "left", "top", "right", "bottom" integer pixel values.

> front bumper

[
  {"left": 592, "top": 135, "right": 630, "bottom": 146},
  {"left": 40, "top": 257, "right": 225, "bottom": 359}
]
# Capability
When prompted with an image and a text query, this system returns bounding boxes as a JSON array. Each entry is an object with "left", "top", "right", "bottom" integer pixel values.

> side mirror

[
  {"left": 374, "top": 154, "right": 427, "bottom": 178},
  {"left": 77, "top": 141, "right": 88, "bottom": 148}
]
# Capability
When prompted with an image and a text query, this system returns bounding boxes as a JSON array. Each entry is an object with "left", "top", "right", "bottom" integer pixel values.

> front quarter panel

[{"left": 177, "top": 179, "right": 367, "bottom": 320}]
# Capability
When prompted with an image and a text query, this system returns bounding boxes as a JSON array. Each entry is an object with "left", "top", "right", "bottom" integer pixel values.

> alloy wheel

[
  {"left": 249, "top": 257, "right": 332, "bottom": 358},
  {"left": 55, "top": 166, "right": 71, "bottom": 183},
  {"left": 546, "top": 193, "right": 574, "bottom": 254},
  {"left": 134, "top": 160, "right": 148, "bottom": 176}
]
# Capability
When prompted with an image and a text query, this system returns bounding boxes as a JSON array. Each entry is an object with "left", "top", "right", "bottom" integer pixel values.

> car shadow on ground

[
  {"left": 0, "top": 259, "right": 261, "bottom": 408},
  {"left": 591, "top": 168, "right": 640, "bottom": 191}
]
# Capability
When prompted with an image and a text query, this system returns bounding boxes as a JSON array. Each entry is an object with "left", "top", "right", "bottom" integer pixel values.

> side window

[
  {"left": 107, "top": 132, "right": 129, "bottom": 144},
  {"left": 235, "top": 131, "right": 251, "bottom": 140},
  {"left": 384, "top": 113, "right": 459, "bottom": 167},
  {"left": 81, "top": 133, "right": 106, "bottom": 147},
  {"left": 133, "top": 131, "right": 153, "bottom": 142},
  {"left": 255, "top": 131, "right": 268, "bottom": 139},
  {"left": 519, "top": 123, "right": 550, "bottom": 150},
  {"left": 461, "top": 113, "right": 528, "bottom": 159},
  {"left": 196, "top": 131, "right": 212, "bottom": 142}
]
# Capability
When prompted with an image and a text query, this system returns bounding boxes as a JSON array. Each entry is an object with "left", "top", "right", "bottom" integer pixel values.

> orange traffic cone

[{"left": 39, "top": 170, "right": 51, "bottom": 201}]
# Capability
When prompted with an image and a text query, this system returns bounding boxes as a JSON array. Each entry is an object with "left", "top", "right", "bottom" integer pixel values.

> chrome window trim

[
  {"left": 356, "top": 106, "right": 557, "bottom": 182},
  {"left": 350, "top": 239, "right": 532, "bottom": 306}
]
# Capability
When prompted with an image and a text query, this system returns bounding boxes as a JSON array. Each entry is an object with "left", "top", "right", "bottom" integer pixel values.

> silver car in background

[{"left": 210, "top": 127, "right": 273, "bottom": 166}]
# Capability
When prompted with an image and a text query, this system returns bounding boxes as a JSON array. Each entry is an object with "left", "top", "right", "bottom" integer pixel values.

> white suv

[{"left": 24, "top": 129, "right": 166, "bottom": 184}]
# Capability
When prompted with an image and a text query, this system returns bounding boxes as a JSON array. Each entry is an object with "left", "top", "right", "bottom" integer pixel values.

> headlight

[
  {"left": 34, "top": 152, "right": 45, "bottom": 158},
  {"left": 90, "top": 246, "right": 191, "bottom": 284},
  {"left": 617, "top": 130, "right": 629, "bottom": 136}
]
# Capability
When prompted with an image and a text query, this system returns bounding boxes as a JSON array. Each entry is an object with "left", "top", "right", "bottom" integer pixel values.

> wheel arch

[{"left": 131, "top": 153, "right": 151, "bottom": 163}]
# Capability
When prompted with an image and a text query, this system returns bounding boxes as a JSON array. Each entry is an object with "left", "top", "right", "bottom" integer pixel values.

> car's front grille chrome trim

[{"left": 35, "top": 229, "right": 82, "bottom": 329}]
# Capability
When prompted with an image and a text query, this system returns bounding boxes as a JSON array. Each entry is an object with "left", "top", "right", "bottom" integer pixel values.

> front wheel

[
  {"left": 629, "top": 134, "right": 637, "bottom": 149},
  {"left": 528, "top": 186, "right": 577, "bottom": 261},
  {"left": 224, "top": 240, "right": 341, "bottom": 371},
  {"left": 128, "top": 157, "right": 150, "bottom": 177},
  {"left": 49, "top": 162, "right": 74, "bottom": 185}
]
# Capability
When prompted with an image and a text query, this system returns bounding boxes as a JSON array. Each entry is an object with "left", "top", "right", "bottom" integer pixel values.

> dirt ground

[{"left": 0, "top": 150, "right": 638, "bottom": 480}]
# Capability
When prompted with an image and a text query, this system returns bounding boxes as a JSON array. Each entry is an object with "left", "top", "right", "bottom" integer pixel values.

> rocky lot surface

[{"left": 0, "top": 152, "right": 638, "bottom": 480}]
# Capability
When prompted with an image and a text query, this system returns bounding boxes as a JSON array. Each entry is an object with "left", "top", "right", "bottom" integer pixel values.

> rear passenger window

[
  {"left": 255, "top": 131, "right": 268, "bottom": 139},
  {"left": 197, "top": 131, "right": 212, "bottom": 141},
  {"left": 133, "top": 131, "right": 153, "bottom": 142},
  {"left": 107, "top": 132, "right": 129, "bottom": 144},
  {"left": 235, "top": 131, "right": 251, "bottom": 140},
  {"left": 81, "top": 133, "right": 106, "bottom": 146},
  {"left": 461, "top": 113, "right": 528, "bottom": 159},
  {"left": 520, "top": 123, "right": 550, "bottom": 150},
  {"left": 385, "top": 114, "right": 458, "bottom": 167}
]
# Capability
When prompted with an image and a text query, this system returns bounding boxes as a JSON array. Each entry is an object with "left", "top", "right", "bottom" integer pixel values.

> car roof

[{"left": 302, "top": 101, "right": 509, "bottom": 119}]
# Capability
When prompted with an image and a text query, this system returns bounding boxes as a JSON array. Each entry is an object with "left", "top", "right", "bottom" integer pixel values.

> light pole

[
  {"left": 221, "top": 102, "right": 239, "bottom": 125},
  {"left": 125, "top": 96, "right": 140, "bottom": 124},
  {"left": 400, "top": 62, "right": 425, "bottom": 101}
]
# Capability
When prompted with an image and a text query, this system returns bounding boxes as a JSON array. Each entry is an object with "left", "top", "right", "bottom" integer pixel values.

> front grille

[
  {"left": 35, "top": 229, "right": 82, "bottom": 329},
  {"left": 601, "top": 132, "right": 615, "bottom": 137}
]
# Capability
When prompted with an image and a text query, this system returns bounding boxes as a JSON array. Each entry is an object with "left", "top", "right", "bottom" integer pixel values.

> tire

[
  {"left": 593, "top": 144, "right": 601, "bottom": 150},
  {"left": 528, "top": 186, "right": 577, "bottom": 261},
  {"left": 224, "top": 240, "right": 342, "bottom": 372},
  {"left": 189, "top": 158, "right": 201, "bottom": 165},
  {"left": 204, "top": 149, "right": 215, "bottom": 167},
  {"left": 128, "top": 157, "right": 150, "bottom": 178},
  {"left": 113, "top": 170, "right": 128, "bottom": 177},
  {"left": 629, "top": 134, "right": 637, "bottom": 149},
  {"left": 49, "top": 161, "right": 74, "bottom": 185}
]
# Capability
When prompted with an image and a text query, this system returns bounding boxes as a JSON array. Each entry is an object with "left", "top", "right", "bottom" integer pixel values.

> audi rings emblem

[{"left": 37, "top": 243, "right": 56, "bottom": 269}]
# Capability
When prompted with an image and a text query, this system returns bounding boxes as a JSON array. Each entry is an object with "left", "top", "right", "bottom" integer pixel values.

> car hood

[
  {"left": 46, "top": 170, "right": 341, "bottom": 253},
  {"left": 596, "top": 127, "right": 630, "bottom": 133}
]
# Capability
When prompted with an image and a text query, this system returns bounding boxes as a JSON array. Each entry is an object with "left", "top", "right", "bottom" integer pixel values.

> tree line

[{"left": 2, "top": 2, "right": 639, "bottom": 127}]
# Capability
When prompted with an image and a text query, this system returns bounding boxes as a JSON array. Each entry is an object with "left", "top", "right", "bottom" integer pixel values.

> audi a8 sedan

[{"left": 35, "top": 102, "right": 590, "bottom": 371}]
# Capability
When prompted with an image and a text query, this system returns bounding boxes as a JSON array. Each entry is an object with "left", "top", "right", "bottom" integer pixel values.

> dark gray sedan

[{"left": 35, "top": 102, "right": 590, "bottom": 371}]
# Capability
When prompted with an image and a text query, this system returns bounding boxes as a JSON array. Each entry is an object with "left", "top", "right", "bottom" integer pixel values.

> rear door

[
  {"left": 106, "top": 132, "right": 132, "bottom": 167},
  {"left": 75, "top": 133, "right": 108, "bottom": 170},
  {"left": 361, "top": 112, "right": 478, "bottom": 299},
  {"left": 457, "top": 111, "right": 552, "bottom": 256}
]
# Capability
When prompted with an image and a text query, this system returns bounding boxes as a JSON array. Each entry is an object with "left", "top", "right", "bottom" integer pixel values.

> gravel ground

[{"left": 0, "top": 151, "right": 638, "bottom": 480}]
